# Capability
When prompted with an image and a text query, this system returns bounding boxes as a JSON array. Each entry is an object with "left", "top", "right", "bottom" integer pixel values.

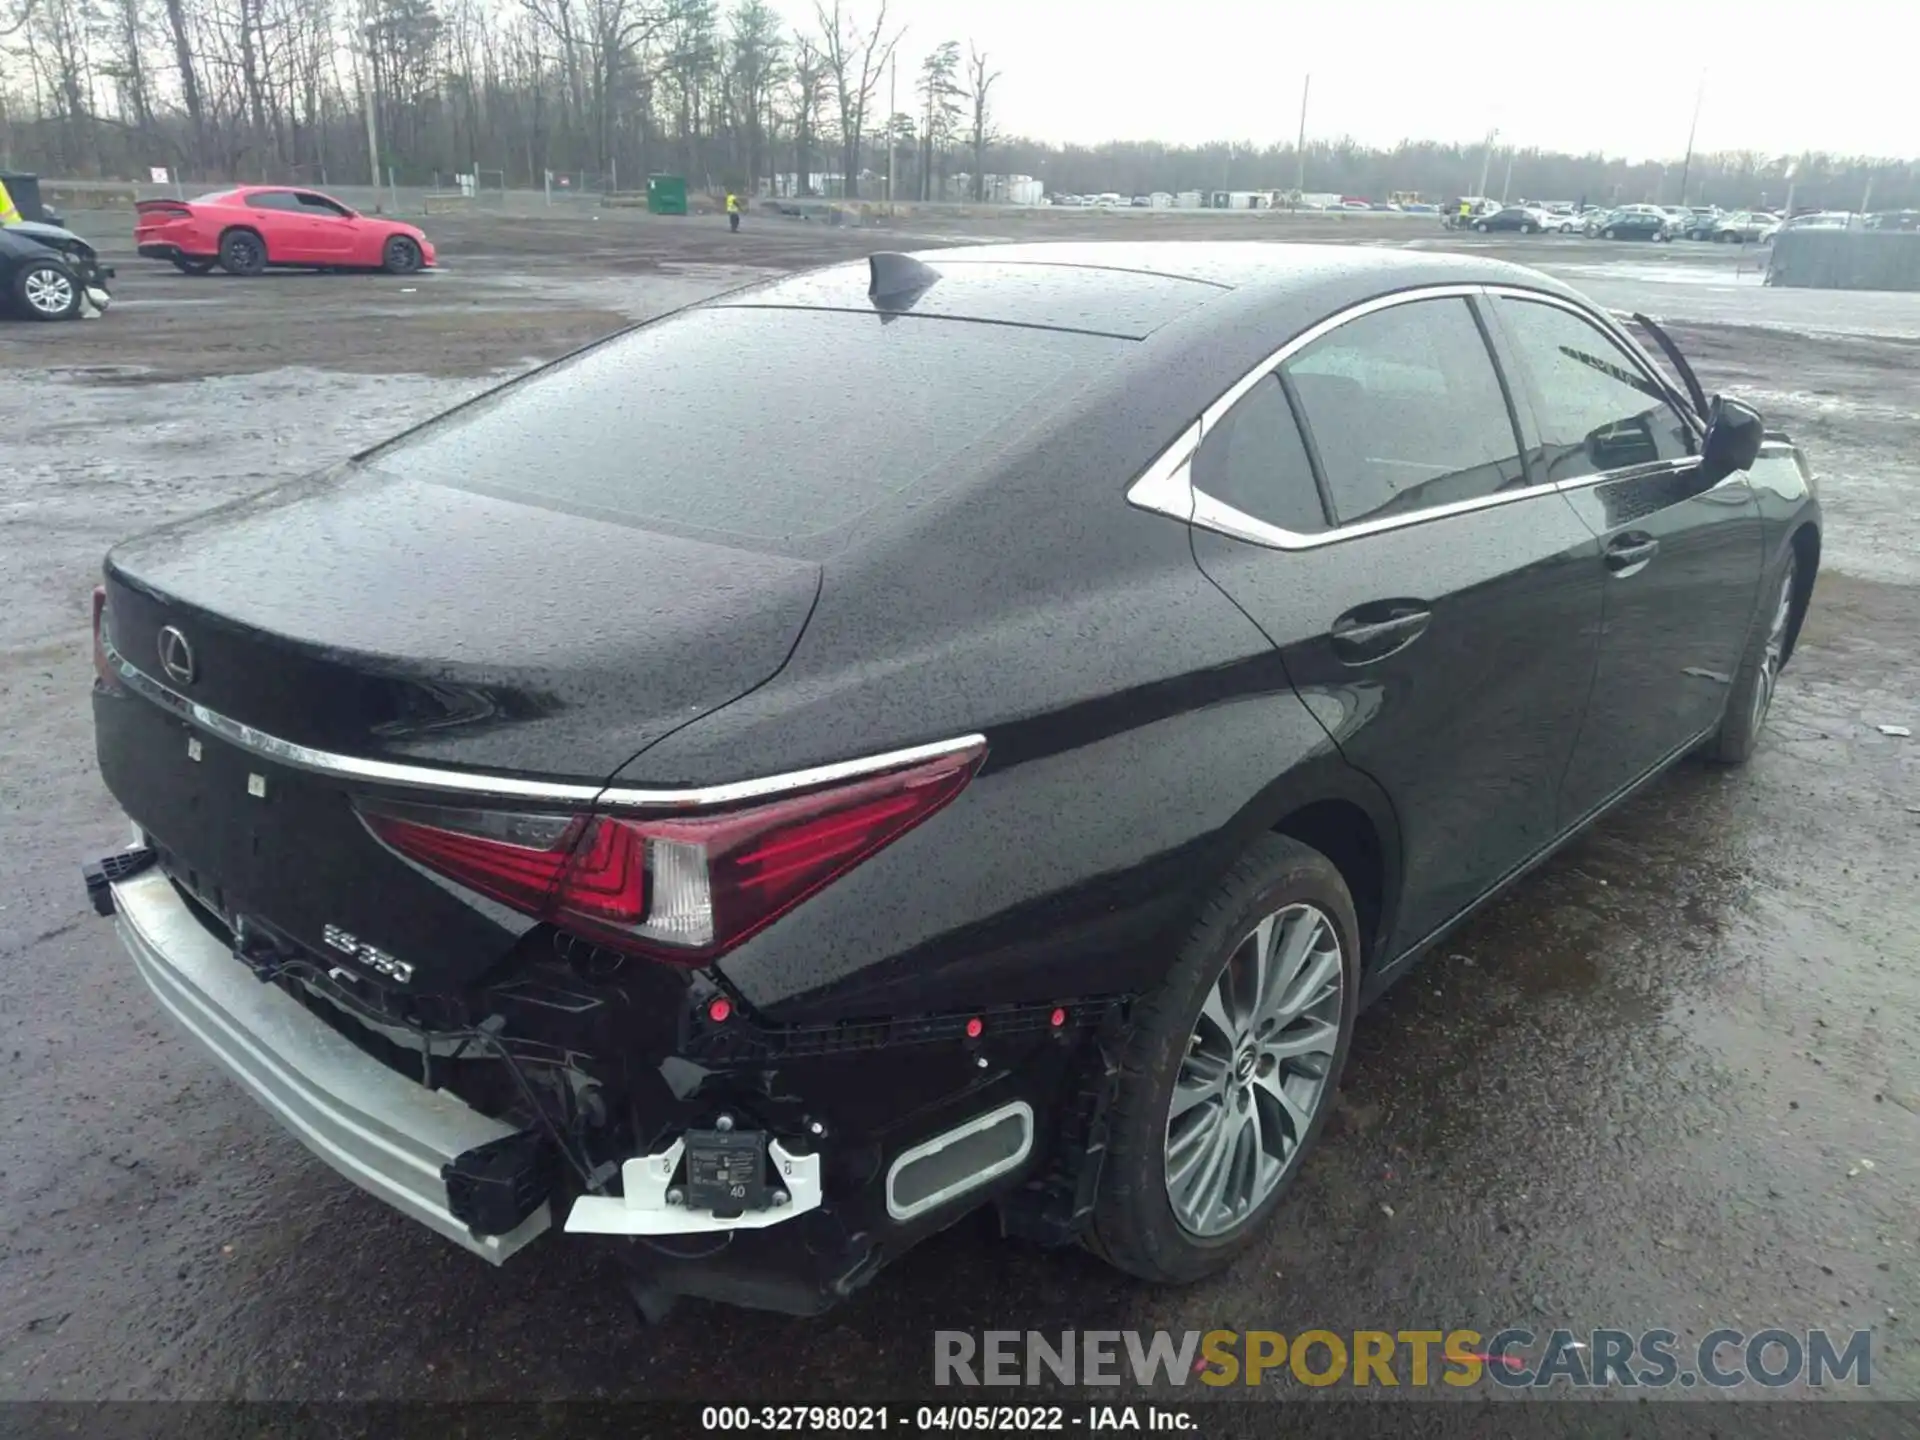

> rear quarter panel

[{"left": 623, "top": 512, "right": 1365, "bottom": 1023}]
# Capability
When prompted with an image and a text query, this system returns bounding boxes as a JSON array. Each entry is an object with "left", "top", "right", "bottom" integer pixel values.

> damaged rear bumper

[
  {"left": 111, "top": 867, "right": 551, "bottom": 1262},
  {"left": 101, "top": 860, "right": 1120, "bottom": 1314}
]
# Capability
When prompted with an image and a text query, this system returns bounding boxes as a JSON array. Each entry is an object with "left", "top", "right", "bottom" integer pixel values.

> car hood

[{"left": 4, "top": 219, "right": 95, "bottom": 253}]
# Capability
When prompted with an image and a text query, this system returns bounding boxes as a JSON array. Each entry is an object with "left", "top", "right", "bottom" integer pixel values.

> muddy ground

[{"left": 1, "top": 206, "right": 1916, "bottom": 1411}]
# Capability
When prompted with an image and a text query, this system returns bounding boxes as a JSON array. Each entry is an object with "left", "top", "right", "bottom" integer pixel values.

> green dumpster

[{"left": 647, "top": 175, "right": 688, "bottom": 216}]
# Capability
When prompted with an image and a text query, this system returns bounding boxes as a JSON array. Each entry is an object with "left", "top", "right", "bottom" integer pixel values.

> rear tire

[
  {"left": 170, "top": 256, "right": 217, "bottom": 275},
  {"left": 218, "top": 229, "right": 267, "bottom": 277},
  {"left": 12, "top": 259, "right": 82, "bottom": 320},
  {"left": 1088, "top": 835, "right": 1360, "bottom": 1284},
  {"left": 1705, "top": 554, "right": 1799, "bottom": 765},
  {"left": 1603, "top": 227, "right": 1618, "bottom": 239},
  {"left": 382, "top": 235, "right": 423, "bottom": 275},
  {"left": 1473, "top": 221, "right": 1489, "bottom": 232}
]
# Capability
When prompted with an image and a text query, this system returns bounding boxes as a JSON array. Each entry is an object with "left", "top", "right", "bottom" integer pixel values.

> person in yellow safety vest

[
  {"left": 726, "top": 192, "right": 741, "bottom": 233},
  {"left": 0, "top": 176, "right": 21, "bottom": 226},
  {"left": 1457, "top": 197, "right": 1472, "bottom": 230}
]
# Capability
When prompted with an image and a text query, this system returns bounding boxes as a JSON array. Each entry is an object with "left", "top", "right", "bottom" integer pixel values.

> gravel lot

[{"left": 1, "top": 204, "right": 1915, "bottom": 1411}]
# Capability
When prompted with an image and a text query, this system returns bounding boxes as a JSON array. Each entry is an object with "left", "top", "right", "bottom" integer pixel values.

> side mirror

[{"left": 1700, "top": 396, "right": 1765, "bottom": 483}]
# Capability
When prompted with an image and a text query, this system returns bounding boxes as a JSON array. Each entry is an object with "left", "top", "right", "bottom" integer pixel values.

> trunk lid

[
  {"left": 97, "top": 468, "right": 819, "bottom": 993},
  {"left": 104, "top": 467, "right": 820, "bottom": 778}
]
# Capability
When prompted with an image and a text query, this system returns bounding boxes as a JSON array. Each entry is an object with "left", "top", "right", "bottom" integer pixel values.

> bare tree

[
  {"left": 725, "top": 0, "right": 781, "bottom": 190},
  {"left": 813, "top": 0, "right": 896, "bottom": 199},
  {"left": 786, "top": 32, "right": 826, "bottom": 194},
  {"left": 964, "top": 42, "right": 997, "bottom": 201},
  {"left": 914, "top": 38, "right": 957, "bottom": 201}
]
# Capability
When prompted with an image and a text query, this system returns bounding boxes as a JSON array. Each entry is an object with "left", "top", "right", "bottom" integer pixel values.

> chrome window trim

[
  {"left": 1126, "top": 281, "right": 1707, "bottom": 552},
  {"left": 101, "top": 636, "right": 985, "bottom": 811}
]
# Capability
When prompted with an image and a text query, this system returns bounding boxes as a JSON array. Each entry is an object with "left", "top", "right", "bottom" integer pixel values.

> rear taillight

[
  {"left": 91, "top": 585, "right": 121, "bottom": 690},
  {"left": 358, "top": 741, "right": 985, "bottom": 962}
]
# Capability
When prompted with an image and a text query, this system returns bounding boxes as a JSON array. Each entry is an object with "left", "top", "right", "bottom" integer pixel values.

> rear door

[
  {"left": 1484, "top": 291, "right": 1763, "bottom": 824},
  {"left": 1187, "top": 291, "right": 1605, "bottom": 953}
]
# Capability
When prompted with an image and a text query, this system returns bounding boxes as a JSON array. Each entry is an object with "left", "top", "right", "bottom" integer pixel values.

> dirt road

[{"left": 1, "top": 207, "right": 1915, "bottom": 1407}]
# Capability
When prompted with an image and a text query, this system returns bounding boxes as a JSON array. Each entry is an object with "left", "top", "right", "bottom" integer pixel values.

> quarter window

[
  {"left": 1282, "top": 297, "right": 1527, "bottom": 525},
  {"left": 1191, "top": 375, "right": 1327, "bottom": 534},
  {"left": 1496, "top": 298, "right": 1694, "bottom": 483}
]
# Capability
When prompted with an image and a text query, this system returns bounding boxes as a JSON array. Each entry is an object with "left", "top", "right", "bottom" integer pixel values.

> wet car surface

[{"left": 0, "top": 207, "right": 1914, "bottom": 1406}]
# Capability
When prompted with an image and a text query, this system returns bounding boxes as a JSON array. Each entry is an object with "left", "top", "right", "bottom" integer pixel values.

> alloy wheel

[
  {"left": 1750, "top": 558, "right": 1796, "bottom": 737},
  {"left": 1164, "top": 902, "right": 1345, "bottom": 1237},
  {"left": 24, "top": 267, "right": 75, "bottom": 316}
]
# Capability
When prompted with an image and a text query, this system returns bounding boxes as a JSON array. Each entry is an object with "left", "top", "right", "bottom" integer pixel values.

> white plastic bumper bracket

[{"left": 564, "top": 1136, "right": 823, "bottom": 1236}]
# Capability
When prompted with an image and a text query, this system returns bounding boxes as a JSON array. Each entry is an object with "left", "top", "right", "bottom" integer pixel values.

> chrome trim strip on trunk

[
  {"left": 100, "top": 635, "right": 986, "bottom": 811},
  {"left": 111, "top": 868, "right": 550, "bottom": 1264}
]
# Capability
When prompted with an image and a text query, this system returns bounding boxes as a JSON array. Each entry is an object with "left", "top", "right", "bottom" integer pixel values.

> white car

[
  {"left": 1711, "top": 211, "right": 1780, "bottom": 244},
  {"left": 1780, "top": 211, "right": 1853, "bottom": 231}
]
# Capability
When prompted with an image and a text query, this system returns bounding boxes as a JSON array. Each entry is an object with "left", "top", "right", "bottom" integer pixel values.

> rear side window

[
  {"left": 1495, "top": 298, "right": 1693, "bottom": 483},
  {"left": 1282, "top": 298, "right": 1526, "bottom": 525},
  {"left": 366, "top": 307, "right": 1129, "bottom": 545},
  {"left": 1191, "top": 375, "right": 1326, "bottom": 534},
  {"left": 244, "top": 191, "right": 299, "bottom": 211}
]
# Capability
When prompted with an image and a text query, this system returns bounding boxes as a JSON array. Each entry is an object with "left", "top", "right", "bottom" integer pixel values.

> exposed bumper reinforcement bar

[{"left": 111, "top": 869, "right": 551, "bottom": 1263}]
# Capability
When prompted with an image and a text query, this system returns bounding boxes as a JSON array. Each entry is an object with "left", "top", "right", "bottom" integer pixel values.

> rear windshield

[{"left": 366, "top": 306, "right": 1130, "bottom": 545}]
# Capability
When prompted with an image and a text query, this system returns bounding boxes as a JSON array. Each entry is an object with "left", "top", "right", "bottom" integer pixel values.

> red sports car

[{"left": 133, "top": 186, "right": 435, "bottom": 277}]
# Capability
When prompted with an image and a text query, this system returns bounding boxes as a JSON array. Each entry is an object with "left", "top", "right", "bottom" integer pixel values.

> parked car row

[{"left": 1450, "top": 200, "right": 1790, "bottom": 245}]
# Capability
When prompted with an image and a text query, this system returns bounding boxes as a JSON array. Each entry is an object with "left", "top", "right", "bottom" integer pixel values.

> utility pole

[
  {"left": 358, "top": 32, "right": 381, "bottom": 195},
  {"left": 887, "top": 55, "right": 896, "bottom": 207},
  {"left": 1475, "top": 127, "right": 1498, "bottom": 197},
  {"left": 1678, "top": 72, "right": 1704, "bottom": 204},
  {"left": 1295, "top": 74, "right": 1310, "bottom": 197},
  {"left": 1501, "top": 147, "right": 1514, "bottom": 203}
]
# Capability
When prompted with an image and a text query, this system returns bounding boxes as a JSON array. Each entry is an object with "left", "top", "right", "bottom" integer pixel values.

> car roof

[
  {"left": 690, "top": 241, "right": 1593, "bottom": 558},
  {"left": 710, "top": 242, "right": 1575, "bottom": 342}
]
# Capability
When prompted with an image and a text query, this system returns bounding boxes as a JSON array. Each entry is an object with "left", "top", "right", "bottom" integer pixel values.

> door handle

[
  {"left": 1330, "top": 606, "right": 1432, "bottom": 664},
  {"left": 1604, "top": 533, "right": 1660, "bottom": 573}
]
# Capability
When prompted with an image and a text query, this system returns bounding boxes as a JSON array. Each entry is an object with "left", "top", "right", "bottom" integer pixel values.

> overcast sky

[{"left": 775, "top": 0, "right": 1920, "bottom": 160}]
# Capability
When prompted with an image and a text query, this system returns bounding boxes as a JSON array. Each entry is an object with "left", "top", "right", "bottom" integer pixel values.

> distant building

[{"left": 953, "top": 173, "right": 1046, "bottom": 205}]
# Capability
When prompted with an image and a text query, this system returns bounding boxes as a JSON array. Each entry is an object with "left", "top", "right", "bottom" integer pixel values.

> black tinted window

[
  {"left": 366, "top": 307, "right": 1129, "bottom": 545},
  {"left": 295, "top": 193, "right": 351, "bottom": 216},
  {"left": 1283, "top": 298, "right": 1525, "bottom": 525},
  {"left": 244, "top": 191, "right": 298, "bottom": 211},
  {"left": 1191, "top": 375, "right": 1326, "bottom": 534},
  {"left": 1497, "top": 299, "right": 1693, "bottom": 483}
]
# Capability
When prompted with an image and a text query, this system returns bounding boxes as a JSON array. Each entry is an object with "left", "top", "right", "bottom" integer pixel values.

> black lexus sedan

[{"left": 87, "top": 242, "right": 1819, "bottom": 1319}]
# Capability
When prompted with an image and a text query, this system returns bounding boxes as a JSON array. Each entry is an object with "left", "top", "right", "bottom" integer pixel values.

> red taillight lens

[
  {"left": 363, "top": 806, "right": 608, "bottom": 919},
  {"left": 647, "top": 748, "right": 983, "bottom": 957},
  {"left": 91, "top": 585, "right": 120, "bottom": 690},
  {"left": 356, "top": 742, "right": 984, "bottom": 962}
]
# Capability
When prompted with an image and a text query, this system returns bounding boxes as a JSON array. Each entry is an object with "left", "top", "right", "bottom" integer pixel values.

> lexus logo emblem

[{"left": 157, "top": 626, "right": 196, "bottom": 686}]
